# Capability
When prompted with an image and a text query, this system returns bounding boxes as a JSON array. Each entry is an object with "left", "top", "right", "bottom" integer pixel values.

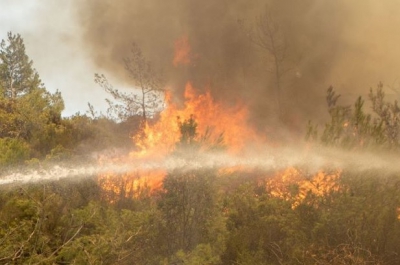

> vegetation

[
  {"left": 0, "top": 32, "right": 140, "bottom": 167},
  {"left": 306, "top": 83, "right": 400, "bottom": 151},
  {"left": 1, "top": 32, "right": 400, "bottom": 264}
]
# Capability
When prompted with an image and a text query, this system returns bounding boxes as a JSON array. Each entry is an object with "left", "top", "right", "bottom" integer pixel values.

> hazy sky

[{"left": 0, "top": 0, "right": 111, "bottom": 116}]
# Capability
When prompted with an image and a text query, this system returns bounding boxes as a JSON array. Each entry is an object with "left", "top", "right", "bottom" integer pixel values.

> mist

[{"left": 1, "top": 142, "right": 399, "bottom": 187}]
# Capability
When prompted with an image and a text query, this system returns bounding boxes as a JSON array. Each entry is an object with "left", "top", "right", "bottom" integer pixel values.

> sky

[{"left": 0, "top": 0, "right": 111, "bottom": 116}]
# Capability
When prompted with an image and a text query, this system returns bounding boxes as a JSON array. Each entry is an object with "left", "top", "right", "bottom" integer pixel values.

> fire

[
  {"left": 99, "top": 170, "right": 165, "bottom": 202},
  {"left": 266, "top": 167, "right": 342, "bottom": 208},
  {"left": 97, "top": 35, "right": 344, "bottom": 203},
  {"left": 130, "top": 82, "right": 258, "bottom": 158},
  {"left": 98, "top": 34, "right": 261, "bottom": 200},
  {"left": 98, "top": 81, "right": 258, "bottom": 200}
]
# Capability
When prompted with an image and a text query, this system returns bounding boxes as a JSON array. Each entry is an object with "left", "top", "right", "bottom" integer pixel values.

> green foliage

[
  {"left": 16, "top": 87, "right": 65, "bottom": 157},
  {"left": 61, "top": 113, "right": 139, "bottom": 155},
  {"left": 309, "top": 83, "right": 400, "bottom": 151},
  {"left": 369, "top": 83, "right": 400, "bottom": 147},
  {"left": 0, "top": 32, "right": 42, "bottom": 99},
  {"left": 159, "top": 169, "right": 223, "bottom": 256},
  {"left": 0, "top": 32, "right": 142, "bottom": 164},
  {"left": 172, "top": 244, "right": 222, "bottom": 265},
  {"left": 222, "top": 182, "right": 303, "bottom": 264},
  {"left": 303, "top": 172, "right": 400, "bottom": 264},
  {"left": 1, "top": 158, "right": 400, "bottom": 264},
  {"left": 0, "top": 32, "right": 72, "bottom": 162},
  {"left": 0, "top": 137, "right": 30, "bottom": 165},
  {"left": 302, "top": 83, "right": 400, "bottom": 264},
  {"left": 154, "top": 115, "right": 228, "bottom": 263}
]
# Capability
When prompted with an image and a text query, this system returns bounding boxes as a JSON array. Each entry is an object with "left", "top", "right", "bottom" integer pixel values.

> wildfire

[
  {"left": 266, "top": 167, "right": 342, "bottom": 208},
  {"left": 97, "top": 35, "right": 343, "bottom": 203},
  {"left": 130, "top": 82, "right": 258, "bottom": 159},
  {"left": 99, "top": 170, "right": 165, "bottom": 202},
  {"left": 98, "top": 81, "right": 258, "bottom": 199}
]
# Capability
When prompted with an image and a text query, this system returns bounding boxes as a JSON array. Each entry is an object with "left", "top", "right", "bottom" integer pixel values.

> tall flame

[
  {"left": 130, "top": 82, "right": 258, "bottom": 159},
  {"left": 98, "top": 81, "right": 259, "bottom": 200}
]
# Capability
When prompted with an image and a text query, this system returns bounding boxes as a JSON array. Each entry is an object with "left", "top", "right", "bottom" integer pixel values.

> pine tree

[
  {"left": 0, "top": 32, "right": 66, "bottom": 160},
  {"left": 0, "top": 32, "right": 42, "bottom": 99}
]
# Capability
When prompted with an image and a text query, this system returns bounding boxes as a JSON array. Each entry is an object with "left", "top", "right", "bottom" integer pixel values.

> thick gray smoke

[{"left": 74, "top": 0, "right": 400, "bottom": 131}]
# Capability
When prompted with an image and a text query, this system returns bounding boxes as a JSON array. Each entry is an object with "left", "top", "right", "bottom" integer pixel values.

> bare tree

[
  {"left": 250, "top": 8, "right": 290, "bottom": 118},
  {"left": 95, "top": 42, "right": 164, "bottom": 123}
]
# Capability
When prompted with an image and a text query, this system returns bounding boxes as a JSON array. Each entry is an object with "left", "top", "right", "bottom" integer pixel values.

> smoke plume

[{"left": 74, "top": 0, "right": 400, "bottom": 131}]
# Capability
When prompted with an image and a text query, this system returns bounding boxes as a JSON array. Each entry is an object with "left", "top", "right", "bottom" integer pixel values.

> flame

[
  {"left": 173, "top": 35, "right": 192, "bottom": 67},
  {"left": 99, "top": 170, "right": 165, "bottom": 202},
  {"left": 98, "top": 81, "right": 259, "bottom": 201},
  {"left": 130, "top": 91, "right": 179, "bottom": 159},
  {"left": 266, "top": 167, "right": 342, "bottom": 208},
  {"left": 96, "top": 153, "right": 167, "bottom": 201},
  {"left": 130, "top": 82, "right": 259, "bottom": 158},
  {"left": 97, "top": 82, "right": 346, "bottom": 204},
  {"left": 97, "top": 82, "right": 345, "bottom": 202}
]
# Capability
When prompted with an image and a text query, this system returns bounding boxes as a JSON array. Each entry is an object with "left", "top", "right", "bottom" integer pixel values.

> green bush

[{"left": 0, "top": 138, "right": 30, "bottom": 165}]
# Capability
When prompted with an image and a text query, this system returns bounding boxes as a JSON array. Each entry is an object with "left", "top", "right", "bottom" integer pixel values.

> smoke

[{"left": 73, "top": 0, "right": 400, "bottom": 130}]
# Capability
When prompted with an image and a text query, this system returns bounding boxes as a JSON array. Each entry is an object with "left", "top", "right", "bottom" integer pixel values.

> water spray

[{"left": 1, "top": 144, "right": 399, "bottom": 186}]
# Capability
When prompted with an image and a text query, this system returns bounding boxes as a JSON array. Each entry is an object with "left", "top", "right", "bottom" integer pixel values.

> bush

[{"left": 0, "top": 138, "right": 30, "bottom": 165}]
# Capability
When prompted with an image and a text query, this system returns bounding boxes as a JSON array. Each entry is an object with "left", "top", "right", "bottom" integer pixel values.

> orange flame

[
  {"left": 130, "top": 82, "right": 259, "bottom": 159},
  {"left": 98, "top": 81, "right": 259, "bottom": 201},
  {"left": 266, "top": 167, "right": 342, "bottom": 208},
  {"left": 99, "top": 170, "right": 165, "bottom": 202}
]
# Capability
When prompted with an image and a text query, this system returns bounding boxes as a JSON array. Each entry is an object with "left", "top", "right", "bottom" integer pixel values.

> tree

[
  {"left": 95, "top": 42, "right": 164, "bottom": 123},
  {"left": 0, "top": 138, "right": 30, "bottom": 166},
  {"left": 250, "top": 8, "right": 290, "bottom": 118},
  {"left": 307, "top": 84, "right": 400, "bottom": 150},
  {"left": 369, "top": 82, "right": 400, "bottom": 147},
  {"left": 159, "top": 169, "right": 220, "bottom": 255},
  {"left": 17, "top": 88, "right": 65, "bottom": 156},
  {"left": 0, "top": 32, "right": 42, "bottom": 99},
  {"left": 222, "top": 182, "right": 302, "bottom": 265},
  {"left": 0, "top": 32, "right": 67, "bottom": 160}
]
